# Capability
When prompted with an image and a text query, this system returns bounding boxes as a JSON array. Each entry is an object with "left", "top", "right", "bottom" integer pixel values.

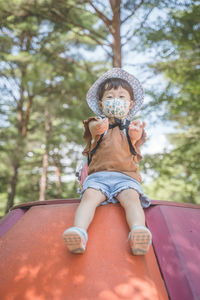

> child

[{"left": 62, "top": 68, "right": 152, "bottom": 255}]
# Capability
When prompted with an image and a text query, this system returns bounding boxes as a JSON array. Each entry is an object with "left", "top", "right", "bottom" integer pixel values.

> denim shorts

[{"left": 80, "top": 171, "right": 151, "bottom": 208}]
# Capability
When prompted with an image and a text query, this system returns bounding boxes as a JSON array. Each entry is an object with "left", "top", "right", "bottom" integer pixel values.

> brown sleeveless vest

[{"left": 82, "top": 117, "right": 145, "bottom": 183}]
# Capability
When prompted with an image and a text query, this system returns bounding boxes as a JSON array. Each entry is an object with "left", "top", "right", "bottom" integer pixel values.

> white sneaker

[
  {"left": 129, "top": 225, "right": 152, "bottom": 255},
  {"left": 62, "top": 227, "right": 88, "bottom": 254}
]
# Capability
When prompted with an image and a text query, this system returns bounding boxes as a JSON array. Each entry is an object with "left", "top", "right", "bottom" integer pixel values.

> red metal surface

[
  {"left": 0, "top": 208, "right": 27, "bottom": 238},
  {"left": 146, "top": 205, "right": 200, "bottom": 300},
  {"left": 10, "top": 198, "right": 200, "bottom": 211},
  {"left": 0, "top": 203, "right": 168, "bottom": 300},
  {"left": 10, "top": 198, "right": 81, "bottom": 211}
]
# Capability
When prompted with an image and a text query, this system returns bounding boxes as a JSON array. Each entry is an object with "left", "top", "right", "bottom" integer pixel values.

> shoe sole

[
  {"left": 63, "top": 231, "right": 85, "bottom": 254},
  {"left": 130, "top": 228, "right": 152, "bottom": 255}
]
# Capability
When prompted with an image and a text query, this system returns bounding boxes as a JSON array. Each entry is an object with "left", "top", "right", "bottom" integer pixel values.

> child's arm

[
  {"left": 89, "top": 118, "right": 109, "bottom": 139},
  {"left": 128, "top": 120, "right": 146, "bottom": 145}
]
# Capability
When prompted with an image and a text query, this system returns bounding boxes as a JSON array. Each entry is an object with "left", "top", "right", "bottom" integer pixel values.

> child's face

[{"left": 98, "top": 86, "right": 134, "bottom": 117}]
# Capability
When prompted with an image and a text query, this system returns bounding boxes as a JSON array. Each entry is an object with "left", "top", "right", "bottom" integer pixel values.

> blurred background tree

[
  {"left": 0, "top": 0, "right": 199, "bottom": 217},
  {"left": 138, "top": 2, "right": 200, "bottom": 204},
  {"left": 0, "top": 0, "right": 109, "bottom": 214}
]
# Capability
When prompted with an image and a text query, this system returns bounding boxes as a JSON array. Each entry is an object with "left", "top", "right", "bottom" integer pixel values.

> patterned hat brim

[{"left": 86, "top": 68, "right": 144, "bottom": 120}]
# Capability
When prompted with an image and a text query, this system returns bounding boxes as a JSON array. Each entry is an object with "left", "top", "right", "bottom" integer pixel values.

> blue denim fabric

[{"left": 80, "top": 171, "right": 151, "bottom": 208}]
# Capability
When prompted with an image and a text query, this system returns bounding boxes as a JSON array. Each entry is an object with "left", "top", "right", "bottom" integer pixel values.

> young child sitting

[{"left": 63, "top": 68, "right": 152, "bottom": 255}]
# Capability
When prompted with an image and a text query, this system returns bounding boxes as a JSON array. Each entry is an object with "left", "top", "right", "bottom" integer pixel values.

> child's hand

[
  {"left": 89, "top": 118, "right": 109, "bottom": 137},
  {"left": 128, "top": 120, "right": 146, "bottom": 143}
]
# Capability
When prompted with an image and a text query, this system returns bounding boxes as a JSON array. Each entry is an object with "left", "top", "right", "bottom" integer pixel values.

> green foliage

[
  {"left": 0, "top": 0, "right": 109, "bottom": 214},
  {"left": 140, "top": 1, "right": 200, "bottom": 204}
]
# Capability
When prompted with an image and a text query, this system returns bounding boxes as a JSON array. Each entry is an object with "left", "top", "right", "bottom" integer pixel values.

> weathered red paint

[
  {"left": 0, "top": 202, "right": 168, "bottom": 300},
  {"left": 146, "top": 204, "right": 200, "bottom": 300}
]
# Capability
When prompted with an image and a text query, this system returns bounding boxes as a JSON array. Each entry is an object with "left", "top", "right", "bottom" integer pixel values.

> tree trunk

[
  {"left": 5, "top": 71, "right": 25, "bottom": 213},
  {"left": 88, "top": 0, "right": 122, "bottom": 67},
  {"left": 55, "top": 164, "right": 62, "bottom": 197},
  {"left": 110, "top": 0, "right": 122, "bottom": 67},
  {"left": 39, "top": 151, "right": 49, "bottom": 201},
  {"left": 22, "top": 95, "right": 33, "bottom": 137},
  {"left": 5, "top": 62, "right": 33, "bottom": 212},
  {"left": 5, "top": 163, "right": 19, "bottom": 213},
  {"left": 39, "top": 109, "right": 51, "bottom": 201}
]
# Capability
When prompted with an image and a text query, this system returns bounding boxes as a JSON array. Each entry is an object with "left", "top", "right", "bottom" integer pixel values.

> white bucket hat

[{"left": 86, "top": 68, "right": 144, "bottom": 120}]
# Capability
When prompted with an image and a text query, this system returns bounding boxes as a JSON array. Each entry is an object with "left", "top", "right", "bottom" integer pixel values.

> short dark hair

[{"left": 98, "top": 78, "right": 134, "bottom": 101}]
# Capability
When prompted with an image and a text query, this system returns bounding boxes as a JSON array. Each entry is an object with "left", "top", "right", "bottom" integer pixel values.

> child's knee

[
  {"left": 83, "top": 187, "right": 102, "bottom": 197},
  {"left": 117, "top": 188, "right": 139, "bottom": 200},
  {"left": 81, "top": 188, "right": 106, "bottom": 205},
  {"left": 117, "top": 189, "right": 141, "bottom": 207}
]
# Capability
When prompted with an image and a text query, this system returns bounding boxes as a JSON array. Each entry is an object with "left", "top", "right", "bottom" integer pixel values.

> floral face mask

[{"left": 101, "top": 98, "right": 131, "bottom": 119}]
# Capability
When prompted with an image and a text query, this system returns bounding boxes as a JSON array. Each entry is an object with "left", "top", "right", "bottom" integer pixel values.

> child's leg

[
  {"left": 63, "top": 188, "right": 106, "bottom": 253},
  {"left": 116, "top": 188, "right": 152, "bottom": 255},
  {"left": 115, "top": 188, "right": 145, "bottom": 229},
  {"left": 74, "top": 188, "right": 106, "bottom": 230}
]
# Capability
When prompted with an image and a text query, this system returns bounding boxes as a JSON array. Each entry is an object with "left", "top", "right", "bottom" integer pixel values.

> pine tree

[{"left": 139, "top": 1, "right": 200, "bottom": 204}]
